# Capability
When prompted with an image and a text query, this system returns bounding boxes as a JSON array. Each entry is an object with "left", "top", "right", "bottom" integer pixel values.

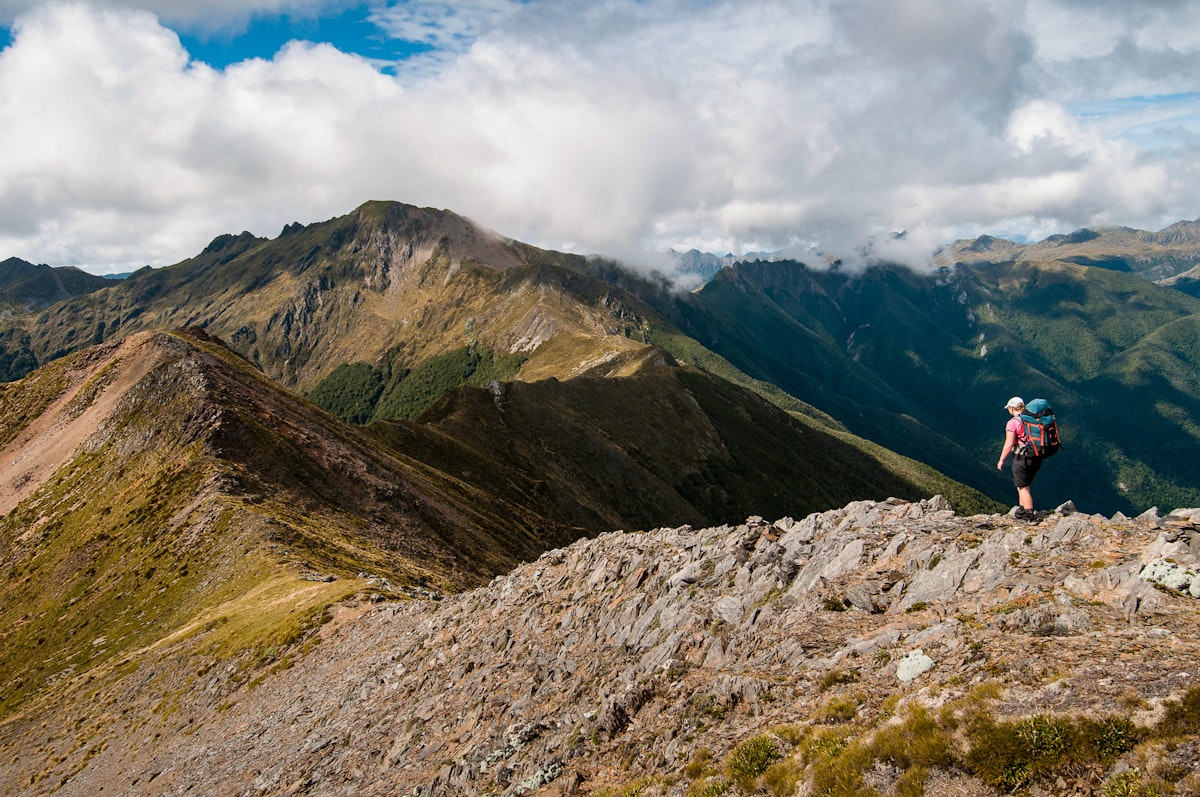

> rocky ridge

[{"left": 4, "top": 497, "right": 1200, "bottom": 796}]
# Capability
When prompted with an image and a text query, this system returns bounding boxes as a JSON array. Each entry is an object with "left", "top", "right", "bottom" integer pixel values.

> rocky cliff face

[{"left": 5, "top": 497, "right": 1198, "bottom": 796}]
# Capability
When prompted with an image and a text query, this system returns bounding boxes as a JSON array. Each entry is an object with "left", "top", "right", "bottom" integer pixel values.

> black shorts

[{"left": 1012, "top": 454, "right": 1043, "bottom": 488}]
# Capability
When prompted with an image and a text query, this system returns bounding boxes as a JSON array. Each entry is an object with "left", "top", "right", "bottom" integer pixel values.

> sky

[{"left": 0, "top": 0, "right": 1199, "bottom": 276}]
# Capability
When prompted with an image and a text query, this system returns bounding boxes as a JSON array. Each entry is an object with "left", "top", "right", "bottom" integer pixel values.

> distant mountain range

[
  {"left": 0, "top": 257, "right": 111, "bottom": 315},
  {"left": 668, "top": 248, "right": 785, "bottom": 285},
  {"left": 941, "top": 218, "right": 1200, "bottom": 294}
]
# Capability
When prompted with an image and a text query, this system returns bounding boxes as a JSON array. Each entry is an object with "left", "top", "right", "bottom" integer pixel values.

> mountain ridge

[
  {"left": 940, "top": 217, "right": 1200, "bottom": 284},
  {"left": 4, "top": 496, "right": 1197, "bottom": 796},
  {"left": 0, "top": 257, "right": 111, "bottom": 316},
  {"left": 1, "top": 202, "right": 667, "bottom": 395}
]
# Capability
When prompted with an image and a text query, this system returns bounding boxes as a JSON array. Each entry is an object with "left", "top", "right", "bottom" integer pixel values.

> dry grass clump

[
  {"left": 724, "top": 734, "right": 781, "bottom": 792},
  {"left": 663, "top": 684, "right": 1200, "bottom": 797},
  {"left": 964, "top": 712, "right": 1137, "bottom": 791}
]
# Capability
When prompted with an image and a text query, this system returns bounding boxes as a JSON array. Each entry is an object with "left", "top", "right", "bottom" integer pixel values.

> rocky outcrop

[{"left": 4, "top": 497, "right": 1200, "bottom": 796}]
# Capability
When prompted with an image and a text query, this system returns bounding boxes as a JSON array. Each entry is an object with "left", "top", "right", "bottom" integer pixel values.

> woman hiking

[{"left": 997, "top": 396, "right": 1041, "bottom": 520}]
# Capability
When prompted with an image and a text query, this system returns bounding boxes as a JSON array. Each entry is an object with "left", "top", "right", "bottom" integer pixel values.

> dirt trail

[{"left": 0, "top": 332, "right": 169, "bottom": 515}]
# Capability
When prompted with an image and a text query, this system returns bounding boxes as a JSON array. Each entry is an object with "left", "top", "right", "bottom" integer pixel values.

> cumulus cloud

[{"left": 0, "top": 0, "right": 1198, "bottom": 274}]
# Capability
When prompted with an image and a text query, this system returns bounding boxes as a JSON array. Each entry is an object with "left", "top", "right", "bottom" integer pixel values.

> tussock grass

[
  {"left": 673, "top": 683, "right": 1200, "bottom": 797},
  {"left": 591, "top": 776, "right": 669, "bottom": 797},
  {"left": 724, "top": 734, "right": 781, "bottom": 792}
]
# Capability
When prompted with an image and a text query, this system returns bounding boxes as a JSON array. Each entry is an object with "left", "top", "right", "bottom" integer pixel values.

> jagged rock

[
  {"left": 897, "top": 545, "right": 982, "bottom": 611},
  {"left": 8, "top": 495, "right": 1200, "bottom": 797},
  {"left": 843, "top": 583, "right": 880, "bottom": 613}
]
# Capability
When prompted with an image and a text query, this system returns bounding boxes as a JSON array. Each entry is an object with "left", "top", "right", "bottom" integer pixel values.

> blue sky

[
  {"left": 176, "top": 5, "right": 430, "bottom": 71},
  {"left": 1, "top": 0, "right": 1199, "bottom": 275}
]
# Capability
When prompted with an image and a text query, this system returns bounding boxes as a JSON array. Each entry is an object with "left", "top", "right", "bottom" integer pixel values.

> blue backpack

[{"left": 1019, "top": 398, "right": 1061, "bottom": 458}]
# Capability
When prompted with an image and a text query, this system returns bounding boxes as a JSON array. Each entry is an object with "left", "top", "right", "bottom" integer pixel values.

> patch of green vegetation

[
  {"left": 675, "top": 682, "right": 1200, "bottom": 797},
  {"left": 761, "top": 757, "right": 804, "bottom": 797},
  {"left": 683, "top": 747, "right": 715, "bottom": 779},
  {"left": 796, "top": 703, "right": 955, "bottom": 797},
  {"left": 684, "top": 776, "right": 732, "bottom": 797},
  {"left": 306, "top": 362, "right": 384, "bottom": 424},
  {"left": 965, "top": 712, "right": 1137, "bottom": 791},
  {"left": 1154, "top": 685, "right": 1200, "bottom": 738},
  {"left": 725, "top": 734, "right": 782, "bottom": 792},
  {"left": 1102, "top": 768, "right": 1170, "bottom": 797},
  {"left": 955, "top": 685, "right": 1198, "bottom": 793},
  {"left": 818, "top": 669, "right": 859, "bottom": 692},
  {"left": 373, "top": 344, "right": 526, "bottom": 421},
  {"left": 814, "top": 693, "right": 862, "bottom": 724},
  {"left": 692, "top": 694, "right": 731, "bottom": 722}
]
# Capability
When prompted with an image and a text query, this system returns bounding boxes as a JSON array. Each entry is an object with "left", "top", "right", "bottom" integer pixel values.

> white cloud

[
  {"left": 369, "top": 0, "right": 518, "bottom": 50},
  {"left": 1, "top": 0, "right": 1199, "bottom": 274}
]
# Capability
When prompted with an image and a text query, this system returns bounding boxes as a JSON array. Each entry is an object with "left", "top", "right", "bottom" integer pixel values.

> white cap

[{"left": 1004, "top": 396, "right": 1025, "bottom": 409}]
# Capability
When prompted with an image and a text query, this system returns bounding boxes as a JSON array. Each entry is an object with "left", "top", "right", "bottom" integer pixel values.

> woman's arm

[{"left": 997, "top": 429, "right": 1017, "bottom": 470}]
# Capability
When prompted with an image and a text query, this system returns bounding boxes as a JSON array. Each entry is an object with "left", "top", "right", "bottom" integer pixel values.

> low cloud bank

[{"left": 0, "top": 0, "right": 1198, "bottom": 274}]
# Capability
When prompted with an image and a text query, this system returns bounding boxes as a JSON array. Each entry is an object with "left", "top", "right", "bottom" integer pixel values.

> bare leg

[{"left": 1017, "top": 486, "right": 1033, "bottom": 511}]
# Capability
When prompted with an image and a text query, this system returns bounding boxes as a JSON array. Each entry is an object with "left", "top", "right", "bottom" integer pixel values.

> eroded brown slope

[{"left": 0, "top": 328, "right": 591, "bottom": 726}]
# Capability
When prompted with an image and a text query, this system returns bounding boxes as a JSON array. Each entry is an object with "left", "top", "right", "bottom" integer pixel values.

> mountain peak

[
  {"left": 0, "top": 256, "right": 112, "bottom": 317},
  {"left": 202, "top": 231, "right": 262, "bottom": 254}
]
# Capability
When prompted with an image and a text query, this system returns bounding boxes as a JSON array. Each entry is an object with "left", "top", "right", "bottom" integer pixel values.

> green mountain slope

[
  {"left": 645, "top": 261, "right": 997, "bottom": 488},
  {"left": 643, "top": 258, "right": 1200, "bottom": 515},
  {"left": 0, "top": 258, "right": 113, "bottom": 381},
  {"left": 377, "top": 358, "right": 997, "bottom": 532}
]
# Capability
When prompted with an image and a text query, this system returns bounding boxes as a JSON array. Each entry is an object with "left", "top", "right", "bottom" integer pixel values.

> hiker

[{"left": 997, "top": 396, "right": 1040, "bottom": 520}]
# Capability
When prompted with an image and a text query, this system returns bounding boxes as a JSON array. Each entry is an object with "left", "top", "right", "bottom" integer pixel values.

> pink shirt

[{"left": 1006, "top": 416, "right": 1028, "bottom": 443}]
